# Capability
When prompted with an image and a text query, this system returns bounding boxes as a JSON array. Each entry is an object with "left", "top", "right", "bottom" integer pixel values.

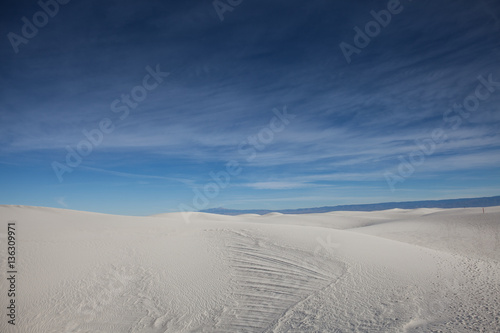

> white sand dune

[{"left": 1, "top": 205, "right": 499, "bottom": 332}]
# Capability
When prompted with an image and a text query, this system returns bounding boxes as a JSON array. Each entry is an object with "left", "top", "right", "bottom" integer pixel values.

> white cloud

[
  {"left": 243, "top": 181, "right": 311, "bottom": 190},
  {"left": 55, "top": 197, "right": 67, "bottom": 208}
]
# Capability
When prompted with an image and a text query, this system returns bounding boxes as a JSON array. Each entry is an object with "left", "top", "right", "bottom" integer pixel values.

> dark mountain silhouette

[{"left": 201, "top": 195, "right": 500, "bottom": 215}]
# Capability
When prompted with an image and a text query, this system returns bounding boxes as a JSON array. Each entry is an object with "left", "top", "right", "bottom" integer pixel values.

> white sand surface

[{"left": 1, "top": 205, "right": 499, "bottom": 332}]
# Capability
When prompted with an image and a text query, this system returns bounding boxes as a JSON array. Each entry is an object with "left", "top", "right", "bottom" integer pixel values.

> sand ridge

[{"left": 0, "top": 205, "right": 499, "bottom": 332}]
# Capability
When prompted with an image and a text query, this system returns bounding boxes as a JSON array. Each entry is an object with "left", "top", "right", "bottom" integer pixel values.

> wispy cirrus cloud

[
  {"left": 0, "top": 0, "right": 499, "bottom": 214},
  {"left": 243, "top": 181, "right": 312, "bottom": 190}
]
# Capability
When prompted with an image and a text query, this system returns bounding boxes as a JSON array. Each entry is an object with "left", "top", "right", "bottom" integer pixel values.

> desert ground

[{"left": 1, "top": 205, "right": 499, "bottom": 332}]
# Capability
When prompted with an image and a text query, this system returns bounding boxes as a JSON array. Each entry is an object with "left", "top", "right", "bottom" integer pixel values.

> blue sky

[{"left": 1, "top": 0, "right": 499, "bottom": 215}]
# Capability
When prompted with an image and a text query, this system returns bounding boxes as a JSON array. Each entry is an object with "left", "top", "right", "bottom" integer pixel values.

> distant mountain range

[{"left": 201, "top": 195, "right": 500, "bottom": 215}]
